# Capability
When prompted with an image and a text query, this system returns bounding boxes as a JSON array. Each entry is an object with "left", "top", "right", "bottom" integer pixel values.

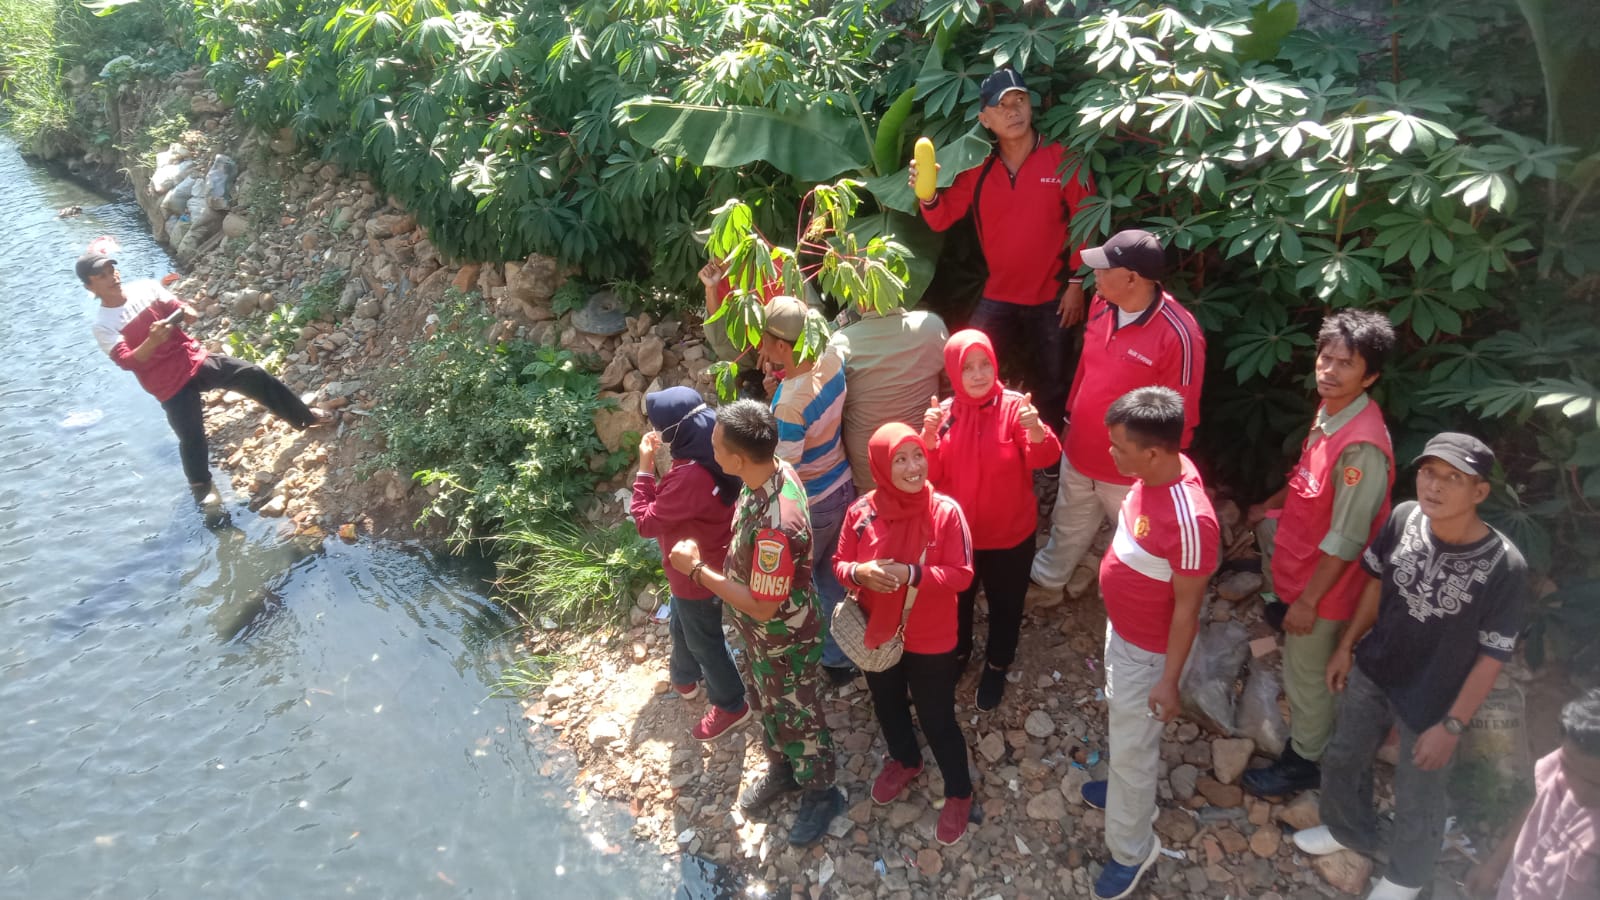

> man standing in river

[
  {"left": 668, "top": 399, "right": 843, "bottom": 848},
  {"left": 78, "top": 241, "right": 332, "bottom": 511}
]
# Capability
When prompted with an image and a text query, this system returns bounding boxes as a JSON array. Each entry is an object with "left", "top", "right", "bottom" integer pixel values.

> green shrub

[
  {"left": 372, "top": 291, "right": 609, "bottom": 540},
  {"left": 492, "top": 522, "right": 661, "bottom": 628},
  {"left": 0, "top": 0, "right": 70, "bottom": 153}
]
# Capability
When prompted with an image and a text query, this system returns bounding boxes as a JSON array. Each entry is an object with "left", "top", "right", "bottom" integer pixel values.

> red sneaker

[
  {"left": 936, "top": 794, "right": 974, "bottom": 846},
  {"left": 691, "top": 703, "right": 751, "bottom": 742},
  {"left": 672, "top": 682, "right": 702, "bottom": 701},
  {"left": 871, "top": 759, "right": 924, "bottom": 805}
]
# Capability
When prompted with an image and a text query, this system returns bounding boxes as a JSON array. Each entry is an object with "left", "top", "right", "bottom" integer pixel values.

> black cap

[
  {"left": 76, "top": 252, "right": 116, "bottom": 284},
  {"left": 1081, "top": 229, "right": 1166, "bottom": 280},
  {"left": 1413, "top": 432, "right": 1496, "bottom": 478},
  {"left": 979, "top": 68, "right": 1028, "bottom": 107}
]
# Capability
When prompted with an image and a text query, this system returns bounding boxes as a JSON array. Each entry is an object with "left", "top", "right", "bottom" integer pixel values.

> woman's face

[
  {"left": 961, "top": 350, "right": 996, "bottom": 399},
  {"left": 889, "top": 442, "right": 927, "bottom": 493}
]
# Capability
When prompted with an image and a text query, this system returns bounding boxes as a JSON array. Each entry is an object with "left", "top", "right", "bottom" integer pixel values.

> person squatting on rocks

[
  {"left": 922, "top": 329, "right": 1060, "bottom": 710},
  {"left": 1294, "top": 432, "right": 1529, "bottom": 900},
  {"left": 667, "top": 400, "right": 843, "bottom": 847},
  {"left": 631, "top": 387, "right": 750, "bottom": 743},
  {"left": 1031, "top": 229, "right": 1206, "bottom": 598},
  {"left": 1467, "top": 688, "right": 1600, "bottom": 898},
  {"left": 834, "top": 422, "right": 977, "bottom": 845},
  {"left": 1077, "top": 387, "right": 1219, "bottom": 900},
  {"left": 759, "top": 295, "right": 860, "bottom": 686},
  {"left": 912, "top": 66, "right": 1095, "bottom": 435},
  {"left": 78, "top": 242, "right": 332, "bottom": 510},
  {"left": 1243, "top": 310, "right": 1398, "bottom": 800}
]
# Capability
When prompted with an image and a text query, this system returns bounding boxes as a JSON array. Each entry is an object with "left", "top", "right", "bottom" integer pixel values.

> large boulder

[
  {"left": 592, "top": 392, "right": 648, "bottom": 452},
  {"left": 505, "top": 253, "right": 565, "bottom": 311},
  {"left": 573, "top": 289, "right": 627, "bottom": 336}
]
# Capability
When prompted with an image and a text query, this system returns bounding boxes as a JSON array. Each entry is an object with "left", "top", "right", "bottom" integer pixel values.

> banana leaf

[
  {"left": 862, "top": 130, "right": 995, "bottom": 215},
  {"left": 621, "top": 98, "right": 871, "bottom": 183}
]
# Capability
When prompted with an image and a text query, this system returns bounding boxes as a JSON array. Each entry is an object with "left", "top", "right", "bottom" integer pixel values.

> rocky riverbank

[
  {"left": 54, "top": 65, "right": 1547, "bottom": 900},
  {"left": 87, "top": 69, "right": 716, "bottom": 540},
  {"left": 520, "top": 565, "right": 1498, "bottom": 900}
]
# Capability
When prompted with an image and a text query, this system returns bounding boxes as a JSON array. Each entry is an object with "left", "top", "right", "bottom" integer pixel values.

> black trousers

[
  {"left": 864, "top": 649, "right": 972, "bottom": 798},
  {"left": 969, "top": 298, "right": 1068, "bottom": 433},
  {"left": 160, "top": 355, "right": 315, "bottom": 487},
  {"left": 956, "top": 535, "right": 1037, "bottom": 669}
]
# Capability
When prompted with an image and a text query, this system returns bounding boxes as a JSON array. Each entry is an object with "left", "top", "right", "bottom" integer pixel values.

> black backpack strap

[{"left": 969, "top": 152, "right": 1001, "bottom": 246}]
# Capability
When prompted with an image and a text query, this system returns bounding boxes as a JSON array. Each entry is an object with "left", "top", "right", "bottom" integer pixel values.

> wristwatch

[{"left": 1442, "top": 716, "right": 1466, "bottom": 736}]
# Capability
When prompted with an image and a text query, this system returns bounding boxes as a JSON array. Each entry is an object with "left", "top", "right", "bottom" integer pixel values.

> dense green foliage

[
  {"left": 9, "top": 0, "right": 1596, "bottom": 654},
  {"left": 0, "top": 0, "right": 72, "bottom": 152},
  {"left": 372, "top": 293, "right": 608, "bottom": 535}
]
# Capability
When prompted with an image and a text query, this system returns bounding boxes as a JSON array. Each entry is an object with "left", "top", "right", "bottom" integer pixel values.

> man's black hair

[
  {"left": 1317, "top": 309, "right": 1396, "bottom": 378},
  {"left": 716, "top": 398, "right": 779, "bottom": 461},
  {"left": 1561, "top": 689, "right": 1600, "bottom": 757},
  {"left": 1105, "top": 386, "right": 1184, "bottom": 453}
]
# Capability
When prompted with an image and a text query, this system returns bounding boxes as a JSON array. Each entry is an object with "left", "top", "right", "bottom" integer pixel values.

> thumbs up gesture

[
  {"left": 922, "top": 393, "right": 945, "bottom": 441},
  {"left": 1018, "top": 392, "right": 1048, "bottom": 443}
]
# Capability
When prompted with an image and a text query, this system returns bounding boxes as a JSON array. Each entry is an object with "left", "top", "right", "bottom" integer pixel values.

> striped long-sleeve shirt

[{"left": 771, "top": 347, "right": 852, "bottom": 503}]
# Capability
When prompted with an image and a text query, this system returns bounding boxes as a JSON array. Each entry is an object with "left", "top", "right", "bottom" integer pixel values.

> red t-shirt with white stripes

[{"left": 1099, "top": 454, "right": 1220, "bottom": 654}]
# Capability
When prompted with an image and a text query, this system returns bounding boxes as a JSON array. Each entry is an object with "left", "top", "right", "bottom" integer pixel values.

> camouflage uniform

[{"left": 724, "top": 461, "right": 836, "bottom": 786}]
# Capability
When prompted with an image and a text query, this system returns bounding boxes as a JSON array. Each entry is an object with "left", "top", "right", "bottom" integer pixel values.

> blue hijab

[{"left": 644, "top": 387, "right": 740, "bottom": 505}]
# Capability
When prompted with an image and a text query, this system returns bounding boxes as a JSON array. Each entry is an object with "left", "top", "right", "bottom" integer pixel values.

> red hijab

[
  {"left": 943, "top": 329, "right": 1003, "bottom": 408},
  {"left": 862, "top": 423, "right": 936, "bottom": 646}
]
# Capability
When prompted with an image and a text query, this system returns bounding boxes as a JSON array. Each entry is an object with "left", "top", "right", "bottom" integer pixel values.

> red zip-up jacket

[
  {"left": 1064, "top": 290, "right": 1206, "bottom": 484},
  {"left": 833, "top": 492, "right": 974, "bottom": 655},
  {"left": 925, "top": 388, "right": 1061, "bottom": 550},
  {"left": 631, "top": 461, "right": 735, "bottom": 600},
  {"left": 918, "top": 137, "right": 1095, "bottom": 306}
]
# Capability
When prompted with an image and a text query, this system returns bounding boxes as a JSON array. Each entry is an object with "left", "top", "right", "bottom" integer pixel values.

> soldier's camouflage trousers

[{"left": 746, "top": 634, "right": 835, "bottom": 786}]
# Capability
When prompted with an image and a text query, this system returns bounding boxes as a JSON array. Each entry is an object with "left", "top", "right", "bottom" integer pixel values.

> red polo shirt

[
  {"left": 919, "top": 137, "right": 1095, "bottom": 306},
  {"left": 1064, "top": 291, "right": 1206, "bottom": 484}
]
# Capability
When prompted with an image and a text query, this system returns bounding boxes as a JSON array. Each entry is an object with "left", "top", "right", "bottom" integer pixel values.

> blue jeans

[
  {"left": 969, "top": 298, "right": 1068, "bottom": 433},
  {"left": 808, "top": 481, "right": 857, "bottom": 668},
  {"left": 667, "top": 594, "right": 747, "bottom": 713}
]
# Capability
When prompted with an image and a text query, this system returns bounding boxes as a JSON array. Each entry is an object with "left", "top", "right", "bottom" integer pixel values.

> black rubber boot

[
  {"left": 1241, "top": 744, "right": 1321, "bottom": 798},
  {"left": 738, "top": 762, "right": 801, "bottom": 815},
  {"left": 787, "top": 786, "right": 844, "bottom": 847}
]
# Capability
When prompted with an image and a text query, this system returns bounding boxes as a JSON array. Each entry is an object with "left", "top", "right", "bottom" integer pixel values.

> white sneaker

[
  {"left": 1366, "top": 877, "right": 1421, "bottom": 900},
  {"left": 1292, "top": 825, "right": 1350, "bottom": 856}
]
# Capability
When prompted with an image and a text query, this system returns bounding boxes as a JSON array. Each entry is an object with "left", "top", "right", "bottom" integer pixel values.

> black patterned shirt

[{"left": 1355, "top": 501, "right": 1528, "bottom": 731}]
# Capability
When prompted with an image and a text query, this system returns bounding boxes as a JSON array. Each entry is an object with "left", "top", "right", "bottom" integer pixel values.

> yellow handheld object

[{"left": 913, "top": 137, "right": 937, "bottom": 201}]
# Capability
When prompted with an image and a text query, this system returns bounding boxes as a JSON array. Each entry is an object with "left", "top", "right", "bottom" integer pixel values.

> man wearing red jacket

[
  {"left": 914, "top": 67, "right": 1095, "bottom": 434},
  {"left": 80, "top": 245, "right": 331, "bottom": 509},
  {"left": 1031, "top": 230, "right": 1206, "bottom": 597},
  {"left": 1242, "top": 310, "right": 1397, "bottom": 799}
]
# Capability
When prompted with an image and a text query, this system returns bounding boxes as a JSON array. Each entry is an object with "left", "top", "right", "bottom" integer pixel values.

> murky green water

[{"left": 0, "top": 143, "right": 670, "bottom": 898}]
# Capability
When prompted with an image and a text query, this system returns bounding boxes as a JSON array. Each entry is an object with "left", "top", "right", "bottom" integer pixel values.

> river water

[{"left": 0, "top": 143, "right": 671, "bottom": 897}]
